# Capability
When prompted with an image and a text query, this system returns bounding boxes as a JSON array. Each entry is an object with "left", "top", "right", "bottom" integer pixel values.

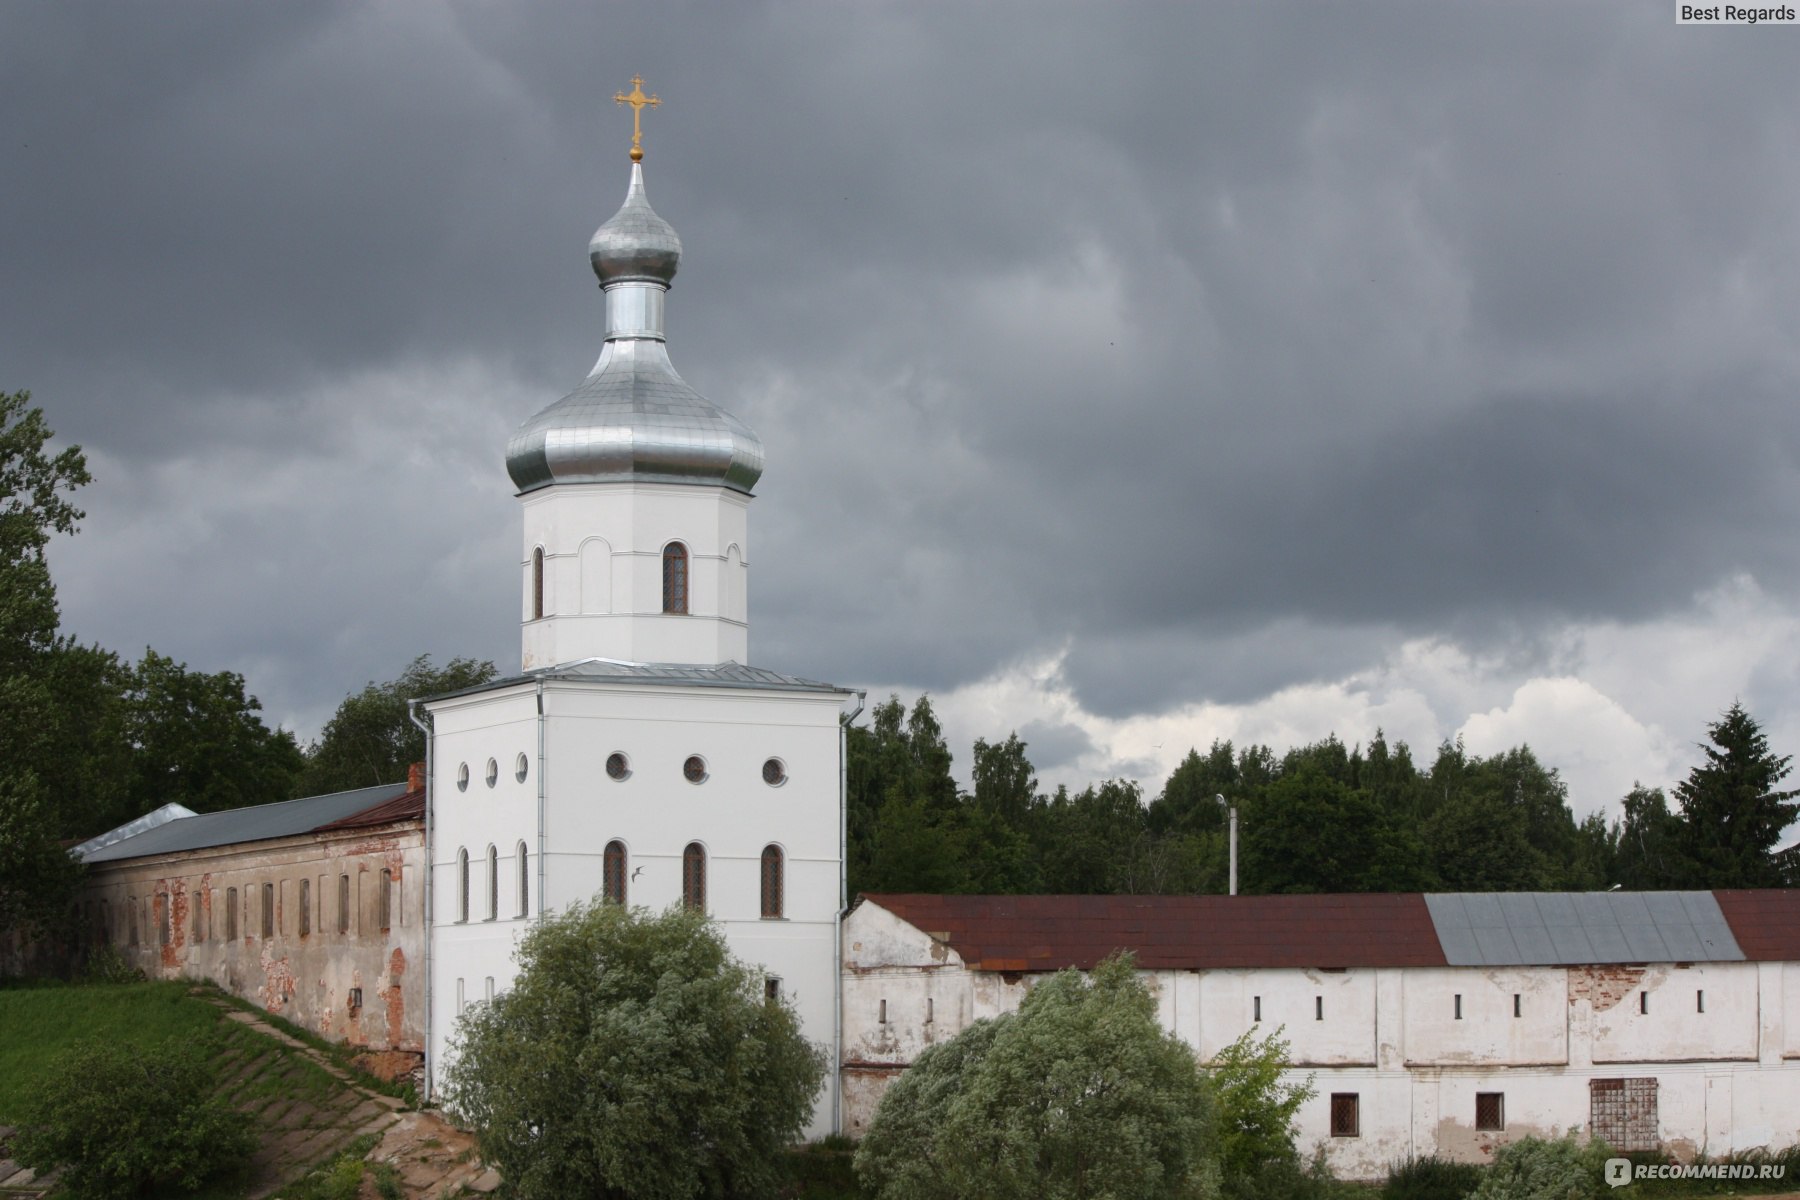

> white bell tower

[{"left": 505, "top": 129, "right": 761, "bottom": 671}]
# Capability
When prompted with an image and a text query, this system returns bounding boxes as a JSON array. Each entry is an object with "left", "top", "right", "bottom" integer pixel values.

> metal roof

[
  {"left": 72, "top": 802, "right": 196, "bottom": 859},
  {"left": 859, "top": 893, "right": 1449, "bottom": 971},
  {"left": 426, "top": 658, "right": 849, "bottom": 705},
  {"left": 1422, "top": 891, "right": 1743, "bottom": 965},
  {"left": 81, "top": 782, "right": 411, "bottom": 864}
]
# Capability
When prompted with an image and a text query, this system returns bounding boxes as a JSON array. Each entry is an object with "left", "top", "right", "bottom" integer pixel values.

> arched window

[
  {"left": 532, "top": 546, "right": 546, "bottom": 619},
  {"left": 457, "top": 848, "right": 470, "bottom": 923},
  {"left": 760, "top": 845, "right": 784, "bottom": 920},
  {"left": 516, "top": 841, "right": 530, "bottom": 918},
  {"left": 682, "top": 843, "right": 706, "bottom": 911},
  {"left": 662, "top": 542, "right": 689, "bottom": 614},
  {"left": 486, "top": 845, "right": 499, "bottom": 921},
  {"left": 603, "top": 841, "right": 627, "bottom": 904}
]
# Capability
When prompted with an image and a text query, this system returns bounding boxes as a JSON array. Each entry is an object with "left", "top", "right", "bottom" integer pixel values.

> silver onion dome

[{"left": 506, "top": 163, "right": 764, "bottom": 495}]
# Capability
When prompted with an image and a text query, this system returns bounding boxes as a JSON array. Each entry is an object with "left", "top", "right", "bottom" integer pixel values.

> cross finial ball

[{"left": 614, "top": 75, "right": 661, "bottom": 163}]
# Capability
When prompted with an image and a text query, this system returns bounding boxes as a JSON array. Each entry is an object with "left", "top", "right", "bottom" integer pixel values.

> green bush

[
  {"left": 1385, "top": 1154, "right": 1484, "bottom": 1200},
  {"left": 1210, "top": 1026, "right": 1316, "bottom": 1183},
  {"left": 1469, "top": 1134, "right": 1609, "bottom": 1200},
  {"left": 12, "top": 1037, "right": 255, "bottom": 1199}
]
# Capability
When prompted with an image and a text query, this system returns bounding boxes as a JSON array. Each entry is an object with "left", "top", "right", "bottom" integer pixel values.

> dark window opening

[
  {"left": 1514, "top": 993, "right": 1522, "bottom": 1018},
  {"left": 1315, "top": 995, "right": 1323, "bottom": 1021},
  {"left": 1454, "top": 994, "right": 1463, "bottom": 1020},
  {"left": 339, "top": 874, "right": 351, "bottom": 934},
  {"left": 532, "top": 547, "right": 545, "bottom": 620},
  {"left": 765, "top": 977, "right": 781, "bottom": 1003},
  {"left": 762, "top": 758, "right": 786, "bottom": 786},
  {"left": 517, "top": 842, "right": 530, "bottom": 918},
  {"left": 1253, "top": 995, "right": 1262, "bottom": 1023},
  {"left": 261, "top": 883, "right": 274, "bottom": 939},
  {"left": 683, "top": 755, "right": 707, "bottom": 783},
  {"left": 682, "top": 843, "right": 706, "bottom": 911},
  {"left": 606, "top": 752, "right": 630, "bottom": 781},
  {"left": 486, "top": 845, "right": 499, "bottom": 921},
  {"left": 603, "top": 841, "right": 627, "bottom": 904},
  {"left": 1476, "top": 1093, "right": 1504, "bottom": 1132},
  {"left": 457, "top": 848, "right": 470, "bottom": 923},
  {"left": 379, "top": 869, "right": 393, "bottom": 931},
  {"left": 300, "top": 879, "right": 311, "bottom": 937},
  {"left": 1640, "top": 992, "right": 1649, "bottom": 1015},
  {"left": 662, "top": 543, "right": 689, "bottom": 614},
  {"left": 1330, "top": 1094, "right": 1360, "bottom": 1138},
  {"left": 760, "top": 845, "right": 784, "bottom": 919},
  {"left": 1696, "top": 990, "right": 1704, "bottom": 1014}
]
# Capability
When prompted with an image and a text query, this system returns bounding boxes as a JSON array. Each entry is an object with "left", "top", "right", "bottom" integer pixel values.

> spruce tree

[{"left": 1671, "top": 703, "right": 1799, "bottom": 888}]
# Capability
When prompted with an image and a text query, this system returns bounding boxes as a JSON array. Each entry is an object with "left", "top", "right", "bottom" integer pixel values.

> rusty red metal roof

[
  {"left": 314, "top": 786, "right": 424, "bottom": 832},
  {"left": 859, "top": 892, "right": 1449, "bottom": 971},
  {"left": 1712, "top": 889, "right": 1800, "bottom": 961}
]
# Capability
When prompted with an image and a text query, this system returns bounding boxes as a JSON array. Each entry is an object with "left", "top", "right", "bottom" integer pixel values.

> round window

[
  {"left": 515, "top": 752, "right": 529, "bottom": 784},
  {"left": 485, "top": 758, "right": 499, "bottom": 788},
  {"left": 762, "top": 758, "right": 787, "bottom": 787},
  {"left": 683, "top": 755, "right": 708, "bottom": 784},
  {"left": 606, "top": 752, "right": 630, "bottom": 781},
  {"left": 456, "top": 762, "right": 470, "bottom": 792}
]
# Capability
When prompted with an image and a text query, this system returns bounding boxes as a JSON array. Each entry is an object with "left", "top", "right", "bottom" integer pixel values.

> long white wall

[{"left": 841, "top": 902, "right": 1800, "bottom": 1176}]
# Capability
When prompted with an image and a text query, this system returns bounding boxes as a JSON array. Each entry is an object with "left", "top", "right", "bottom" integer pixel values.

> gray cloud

[{"left": 8, "top": 3, "right": 1800, "bottom": 747}]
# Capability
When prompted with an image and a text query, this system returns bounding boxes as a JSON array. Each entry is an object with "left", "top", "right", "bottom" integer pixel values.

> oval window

[
  {"left": 515, "top": 752, "right": 529, "bottom": 784},
  {"left": 762, "top": 758, "right": 787, "bottom": 787},
  {"left": 683, "top": 755, "right": 707, "bottom": 784},
  {"left": 485, "top": 758, "right": 499, "bottom": 788},
  {"left": 606, "top": 752, "right": 630, "bottom": 781},
  {"left": 456, "top": 762, "right": 470, "bottom": 792}
]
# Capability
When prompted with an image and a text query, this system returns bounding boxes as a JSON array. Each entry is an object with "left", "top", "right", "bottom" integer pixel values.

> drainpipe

[
  {"left": 835, "top": 689, "right": 866, "bottom": 1136},
  {"left": 1225, "top": 795, "right": 1237, "bottom": 897},
  {"left": 406, "top": 699, "right": 433, "bottom": 1101},
  {"left": 536, "top": 678, "right": 547, "bottom": 926}
]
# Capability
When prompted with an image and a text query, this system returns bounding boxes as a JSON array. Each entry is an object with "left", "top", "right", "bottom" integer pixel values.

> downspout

[
  {"left": 835, "top": 688, "right": 866, "bottom": 1136},
  {"left": 536, "top": 678, "right": 546, "bottom": 926},
  {"left": 406, "top": 698, "right": 433, "bottom": 1102}
]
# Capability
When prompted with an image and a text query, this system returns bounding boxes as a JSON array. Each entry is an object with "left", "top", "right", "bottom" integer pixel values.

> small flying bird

[{"left": 631, "top": 866, "right": 644, "bottom": 881}]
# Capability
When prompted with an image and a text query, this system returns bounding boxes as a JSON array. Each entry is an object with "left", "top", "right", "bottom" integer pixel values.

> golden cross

[{"left": 614, "top": 75, "right": 661, "bottom": 163}]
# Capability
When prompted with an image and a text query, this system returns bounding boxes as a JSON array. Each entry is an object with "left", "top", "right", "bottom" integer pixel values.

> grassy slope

[{"left": 0, "top": 981, "right": 390, "bottom": 1196}]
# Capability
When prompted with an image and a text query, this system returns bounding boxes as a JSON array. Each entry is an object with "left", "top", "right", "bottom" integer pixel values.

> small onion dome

[
  {"left": 505, "top": 340, "right": 764, "bottom": 495},
  {"left": 589, "top": 163, "right": 680, "bottom": 286}
]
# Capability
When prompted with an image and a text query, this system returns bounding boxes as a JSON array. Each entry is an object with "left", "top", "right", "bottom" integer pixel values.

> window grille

[
  {"left": 762, "top": 758, "right": 786, "bottom": 786},
  {"left": 683, "top": 755, "right": 707, "bottom": 783},
  {"left": 682, "top": 843, "right": 706, "bottom": 911},
  {"left": 1591, "top": 1078, "right": 1659, "bottom": 1151},
  {"left": 603, "top": 841, "right": 627, "bottom": 904},
  {"left": 1476, "top": 1093, "right": 1505, "bottom": 1131},
  {"left": 1330, "top": 1094, "right": 1360, "bottom": 1138},
  {"left": 606, "top": 752, "right": 630, "bottom": 781},
  {"left": 662, "top": 543, "right": 688, "bottom": 614},
  {"left": 760, "top": 845, "right": 784, "bottom": 919}
]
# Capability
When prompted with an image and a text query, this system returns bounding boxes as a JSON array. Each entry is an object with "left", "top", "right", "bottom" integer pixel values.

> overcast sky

[{"left": 7, "top": 2, "right": 1800, "bottom": 819}]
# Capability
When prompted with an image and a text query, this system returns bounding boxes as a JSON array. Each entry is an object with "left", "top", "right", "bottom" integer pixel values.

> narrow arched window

[
  {"left": 603, "top": 841, "right": 627, "bottom": 904},
  {"left": 532, "top": 546, "right": 546, "bottom": 619},
  {"left": 486, "top": 845, "right": 499, "bottom": 921},
  {"left": 516, "top": 841, "right": 530, "bottom": 918},
  {"left": 760, "top": 845, "right": 784, "bottom": 920},
  {"left": 457, "top": 848, "right": 470, "bottom": 923},
  {"left": 662, "top": 542, "right": 689, "bottom": 614},
  {"left": 682, "top": 842, "right": 706, "bottom": 911}
]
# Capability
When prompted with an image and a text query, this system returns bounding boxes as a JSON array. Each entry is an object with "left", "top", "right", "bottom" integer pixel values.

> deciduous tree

[
  {"left": 300, "top": 654, "right": 496, "bottom": 795},
  {"left": 443, "top": 902, "right": 825, "bottom": 1200}
]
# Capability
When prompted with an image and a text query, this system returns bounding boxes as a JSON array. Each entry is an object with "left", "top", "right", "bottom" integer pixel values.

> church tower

[{"left": 505, "top": 114, "right": 760, "bottom": 670}]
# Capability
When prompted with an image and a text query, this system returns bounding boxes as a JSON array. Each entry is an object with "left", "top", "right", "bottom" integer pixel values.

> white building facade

[
  {"left": 423, "top": 150, "right": 857, "bottom": 1138},
  {"left": 842, "top": 892, "right": 1800, "bottom": 1175}
]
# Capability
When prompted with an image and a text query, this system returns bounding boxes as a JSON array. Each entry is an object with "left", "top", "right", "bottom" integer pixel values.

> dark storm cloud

[{"left": 9, "top": 2, "right": 1800, "bottom": 735}]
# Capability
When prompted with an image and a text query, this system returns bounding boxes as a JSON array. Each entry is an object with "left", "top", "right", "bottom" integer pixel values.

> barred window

[
  {"left": 663, "top": 543, "right": 689, "bottom": 614},
  {"left": 606, "top": 752, "right": 630, "bottom": 781},
  {"left": 683, "top": 755, "right": 707, "bottom": 784},
  {"left": 762, "top": 758, "right": 786, "bottom": 786},
  {"left": 517, "top": 841, "right": 530, "bottom": 917},
  {"left": 760, "top": 845, "right": 784, "bottom": 919},
  {"left": 1475, "top": 1093, "right": 1504, "bottom": 1132},
  {"left": 1590, "top": 1078, "right": 1659, "bottom": 1152},
  {"left": 682, "top": 842, "right": 706, "bottom": 912},
  {"left": 603, "top": 841, "right": 627, "bottom": 904},
  {"left": 1330, "top": 1093, "right": 1360, "bottom": 1138}
]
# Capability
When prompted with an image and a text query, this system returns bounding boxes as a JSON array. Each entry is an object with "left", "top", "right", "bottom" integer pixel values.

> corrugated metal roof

[
  {"left": 81, "top": 783, "right": 410, "bottom": 864},
  {"left": 425, "top": 658, "right": 849, "bottom": 705},
  {"left": 859, "top": 893, "right": 1449, "bottom": 971},
  {"left": 72, "top": 802, "right": 197, "bottom": 860},
  {"left": 1423, "top": 891, "right": 1744, "bottom": 966}
]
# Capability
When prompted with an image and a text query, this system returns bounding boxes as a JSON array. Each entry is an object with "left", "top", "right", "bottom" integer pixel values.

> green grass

[{"left": 0, "top": 981, "right": 225, "bottom": 1121}]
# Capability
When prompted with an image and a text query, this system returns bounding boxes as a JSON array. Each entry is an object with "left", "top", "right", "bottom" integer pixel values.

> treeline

[{"left": 847, "top": 695, "right": 1799, "bottom": 897}]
